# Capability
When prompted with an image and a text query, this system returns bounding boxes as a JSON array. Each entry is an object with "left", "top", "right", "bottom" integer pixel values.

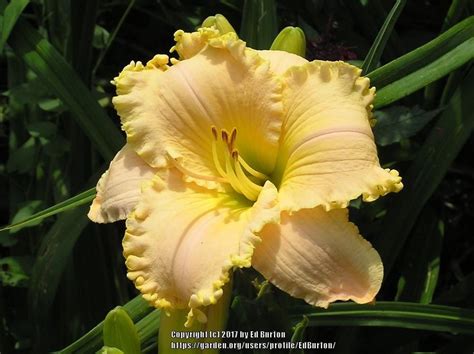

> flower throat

[
  {"left": 211, "top": 126, "right": 267, "bottom": 201},
  {"left": 168, "top": 126, "right": 268, "bottom": 201}
]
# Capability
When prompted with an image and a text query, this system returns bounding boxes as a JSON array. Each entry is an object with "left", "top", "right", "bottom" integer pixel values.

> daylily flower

[{"left": 88, "top": 25, "right": 403, "bottom": 326}]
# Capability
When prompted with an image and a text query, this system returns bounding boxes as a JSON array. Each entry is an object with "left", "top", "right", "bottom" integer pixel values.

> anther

[
  {"left": 211, "top": 126, "right": 218, "bottom": 140},
  {"left": 231, "top": 150, "right": 238, "bottom": 160},
  {"left": 221, "top": 130, "right": 229, "bottom": 143},
  {"left": 229, "top": 128, "right": 237, "bottom": 149}
]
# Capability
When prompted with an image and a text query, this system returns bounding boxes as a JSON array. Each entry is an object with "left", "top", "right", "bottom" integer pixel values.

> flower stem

[{"left": 158, "top": 277, "right": 233, "bottom": 354}]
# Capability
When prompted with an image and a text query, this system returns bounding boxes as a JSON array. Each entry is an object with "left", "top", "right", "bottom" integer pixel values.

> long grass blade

[
  {"left": 361, "top": 0, "right": 406, "bottom": 74},
  {"left": 291, "top": 302, "right": 474, "bottom": 334},
  {"left": 240, "top": 0, "right": 278, "bottom": 50},
  {"left": 395, "top": 207, "right": 443, "bottom": 304},
  {"left": 55, "top": 296, "right": 153, "bottom": 354},
  {"left": 92, "top": 0, "right": 136, "bottom": 77},
  {"left": 29, "top": 205, "right": 91, "bottom": 350},
  {"left": 374, "top": 38, "right": 474, "bottom": 109},
  {"left": 368, "top": 16, "right": 474, "bottom": 89},
  {"left": 7, "top": 18, "right": 124, "bottom": 160},
  {"left": 0, "top": 187, "right": 95, "bottom": 232},
  {"left": 0, "top": 0, "right": 29, "bottom": 53},
  {"left": 373, "top": 68, "right": 474, "bottom": 276}
]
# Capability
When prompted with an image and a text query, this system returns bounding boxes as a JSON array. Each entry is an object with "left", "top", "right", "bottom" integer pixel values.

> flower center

[{"left": 211, "top": 126, "right": 267, "bottom": 201}]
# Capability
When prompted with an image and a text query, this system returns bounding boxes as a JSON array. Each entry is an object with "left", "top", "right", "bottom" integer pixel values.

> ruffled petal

[
  {"left": 257, "top": 49, "right": 308, "bottom": 75},
  {"left": 172, "top": 27, "right": 236, "bottom": 60},
  {"left": 123, "top": 169, "right": 279, "bottom": 326},
  {"left": 88, "top": 145, "right": 157, "bottom": 223},
  {"left": 252, "top": 207, "right": 383, "bottom": 307},
  {"left": 112, "top": 35, "right": 283, "bottom": 190},
  {"left": 274, "top": 61, "right": 403, "bottom": 212}
]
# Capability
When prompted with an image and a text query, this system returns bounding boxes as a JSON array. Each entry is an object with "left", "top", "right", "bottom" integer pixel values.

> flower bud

[
  {"left": 201, "top": 14, "right": 236, "bottom": 35},
  {"left": 270, "top": 26, "right": 306, "bottom": 57}
]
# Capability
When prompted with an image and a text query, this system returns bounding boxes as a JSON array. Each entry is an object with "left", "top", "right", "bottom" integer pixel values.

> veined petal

[
  {"left": 88, "top": 145, "right": 157, "bottom": 223},
  {"left": 257, "top": 50, "right": 308, "bottom": 75},
  {"left": 113, "top": 37, "right": 283, "bottom": 190},
  {"left": 274, "top": 61, "right": 402, "bottom": 212},
  {"left": 252, "top": 207, "right": 383, "bottom": 308},
  {"left": 123, "top": 169, "right": 279, "bottom": 326}
]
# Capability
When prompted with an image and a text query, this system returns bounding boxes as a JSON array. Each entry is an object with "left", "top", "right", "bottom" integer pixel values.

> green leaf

[
  {"left": 6, "top": 136, "right": 37, "bottom": 173},
  {"left": 37, "top": 97, "right": 63, "bottom": 112},
  {"left": 374, "top": 37, "right": 474, "bottom": 108},
  {"left": 0, "top": 256, "right": 32, "bottom": 287},
  {"left": 8, "top": 200, "right": 45, "bottom": 233},
  {"left": 7, "top": 18, "right": 123, "bottom": 160},
  {"left": 291, "top": 302, "right": 474, "bottom": 334},
  {"left": 0, "top": 187, "right": 95, "bottom": 232},
  {"left": 97, "top": 347, "right": 124, "bottom": 354},
  {"left": 0, "top": 0, "right": 29, "bottom": 53},
  {"left": 135, "top": 310, "right": 160, "bottom": 345},
  {"left": 93, "top": 25, "right": 110, "bottom": 49},
  {"left": 368, "top": 16, "right": 474, "bottom": 89},
  {"left": 441, "top": 0, "right": 469, "bottom": 32},
  {"left": 373, "top": 68, "right": 474, "bottom": 276},
  {"left": 361, "top": 0, "right": 406, "bottom": 74},
  {"left": 395, "top": 207, "right": 444, "bottom": 304},
  {"left": 28, "top": 205, "right": 90, "bottom": 338},
  {"left": 289, "top": 316, "right": 309, "bottom": 354},
  {"left": 57, "top": 296, "right": 153, "bottom": 353},
  {"left": 373, "top": 105, "right": 443, "bottom": 146},
  {"left": 240, "top": 0, "right": 277, "bottom": 50},
  {"left": 103, "top": 307, "right": 141, "bottom": 354},
  {"left": 26, "top": 121, "right": 57, "bottom": 138},
  {"left": 92, "top": 0, "right": 136, "bottom": 77}
]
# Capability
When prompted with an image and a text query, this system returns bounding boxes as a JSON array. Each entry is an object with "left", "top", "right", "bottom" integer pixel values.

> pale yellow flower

[{"left": 88, "top": 27, "right": 403, "bottom": 326}]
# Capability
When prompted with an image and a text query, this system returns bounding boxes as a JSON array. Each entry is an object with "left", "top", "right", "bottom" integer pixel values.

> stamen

[
  {"left": 211, "top": 126, "right": 218, "bottom": 140},
  {"left": 211, "top": 139, "right": 228, "bottom": 179},
  {"left": 224, "top": 151, "right": 243, "bottom": 195},
  {"left": 229, "top": 128, "right": 237, "bottom": 150},
  {"left": 221, "top": 130, "right": 229, "bottom": 144},
  {"left": 167, "top": 153, "right": 227, "bottom": 183},
  {"left": 238, "top": 155, "right": 268, "bottom": 180},
  {"left": 232, "top": 152, "right": 262, "bottom": 201},
  {"left": 208, "top": 126, "right": 268, "bottom": 201}
]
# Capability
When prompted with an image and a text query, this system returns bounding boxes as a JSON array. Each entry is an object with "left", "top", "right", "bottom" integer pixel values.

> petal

[
  {"left": 113, "top": 36, "right": 283, "bottom": 190},
  {"left": 172, "top": 27, "right": 236, "bottom": 60},
  {"left": 252, "top": 207, "right": 383, "bottom": 307},
  {"left": 257, "top": 49, "right": 308, "bottom": 75},
  {"left": 274, "top": 61, "right": 403, "bottom": 212},
  {"left": 123, "top": 169, "right": 279, "bottom": 326},
  {"left": 88, "top": 145, "right": 157, "bottom": 223}
]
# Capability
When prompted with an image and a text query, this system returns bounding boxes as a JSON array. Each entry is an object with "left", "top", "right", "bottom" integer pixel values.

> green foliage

[
  {"left": 7, "top": 17, "right": 123, "bottom": 160},
  {"left": 240, "top": 0, "right": 277, "bottom": 49},
  {"left": 291, "top": 302, "right": 474, "bottom": 334},
  {"left": 1, "top": 1, "right": 473, "bottom": 353},
  {"left": 361, "top": 0, "right": 406, "bottom": 74},
  {"left": 103, "top": 307, "right": 141, "bottom": 354},
  {"left": 373, "top": 105, "right": 442, "bottom": 146},
  {"left": 0, "top": 256, "right": 32, "bottom": 287},
  {"left": 0, "top": 0, "right": 29, "bottom": 53}
]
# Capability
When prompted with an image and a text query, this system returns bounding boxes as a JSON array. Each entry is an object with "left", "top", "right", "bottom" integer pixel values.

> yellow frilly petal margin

[
  {"left": 112, "top": 30, "right": 283, "bottom": 190},
  {"left": 253, "top": 207, "right": 383, "bottom": 307},
  {"left": 123, "top": 169, "right": 279, "bottom": 326},
  {"left": 273, "top": 60, "right": 402, "bottom": 212}
]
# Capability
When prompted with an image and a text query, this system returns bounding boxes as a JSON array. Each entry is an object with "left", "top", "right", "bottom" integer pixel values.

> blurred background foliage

[{"left": 0, "top": 0, "right": 473, "bottom": 353}]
